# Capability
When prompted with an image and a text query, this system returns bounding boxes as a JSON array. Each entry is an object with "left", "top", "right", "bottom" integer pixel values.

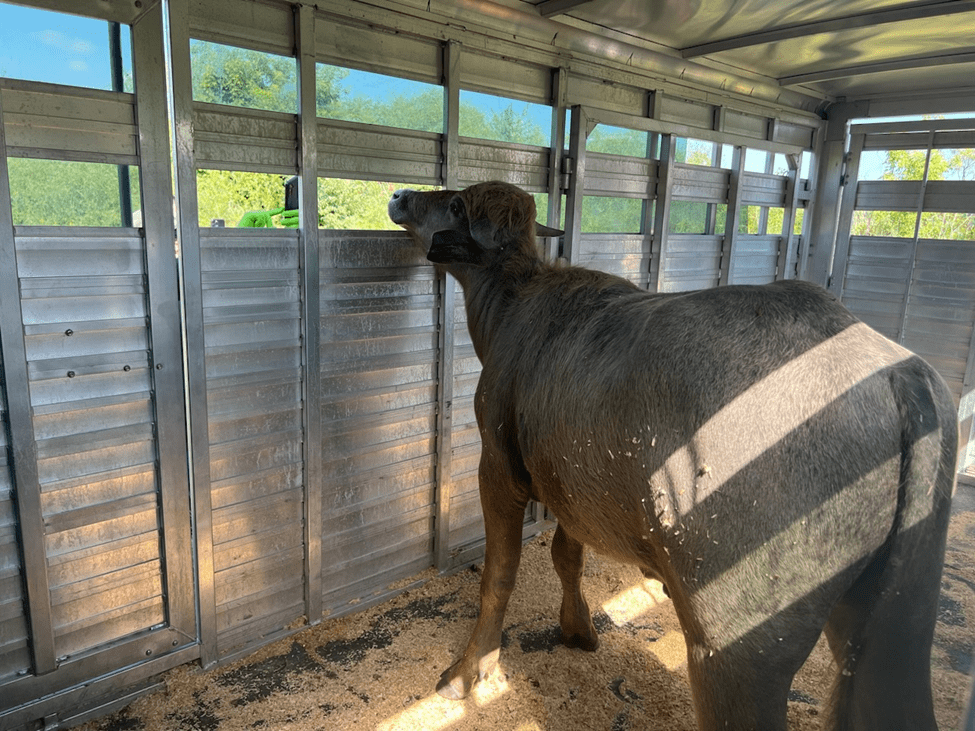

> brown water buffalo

[{"left": 387, "top": 180, "right": 956, "bottom": 731}]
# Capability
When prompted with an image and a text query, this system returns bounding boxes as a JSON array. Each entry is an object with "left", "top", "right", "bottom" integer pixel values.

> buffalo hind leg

[
  {"left": 823, "top": 546, "right": 942, "bottom": 730},
  {"left": 551, "top": 523, "right": 598, "bottom": 651},
  {"left": 436, "top": 492, "right": 528, "bottom": 700}
]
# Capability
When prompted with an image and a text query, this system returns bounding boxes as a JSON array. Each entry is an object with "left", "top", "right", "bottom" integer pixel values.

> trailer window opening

[
  {"left": 0, "top": 2, "right": 133, "bottom": 92},
  {"left": 581, "top": 196, "right": 646, "bottom": 234},
  {"left": 586, "top": 126, "right": 651, "bottom": 158},
  {"left": 458, "top": 90, "right": 551, "bottom": 147},
  {"left": 315, "top": 64, "right": 444, "bottom": 134},
  {"left": 8, "top": 158, "right": 140, "bottom": 227},
  {"left": 190, "top": 40, "right": 296, "bottom": 113},
  {"left": 317, "top": 178, "right": 437, "bottom": 230}
]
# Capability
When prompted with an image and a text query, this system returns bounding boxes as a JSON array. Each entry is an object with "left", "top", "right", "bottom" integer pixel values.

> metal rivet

[
  {"left": 156, "top": 363, "right": 163, "bottom": 370},
  {"left": 64, "top": 328, "right": 73, "bottom": 336},
  {"left": 123, "top": 365, "right": 131, "bottom": 372},
  {"left": 145, "top": 649, "right": 152, "bottom": 656},
  {"left": 66, "top": 371, "right": 75, "bottom": 378}
]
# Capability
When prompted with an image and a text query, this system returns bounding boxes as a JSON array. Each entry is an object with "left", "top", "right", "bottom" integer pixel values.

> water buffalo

[{"left": 387, "top": 180, "right": 955, "bottom": 731}]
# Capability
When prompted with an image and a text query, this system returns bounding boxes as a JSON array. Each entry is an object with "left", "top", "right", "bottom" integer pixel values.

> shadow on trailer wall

[{"left": 0, "top": 0, "right": 972, "bottom": 727}]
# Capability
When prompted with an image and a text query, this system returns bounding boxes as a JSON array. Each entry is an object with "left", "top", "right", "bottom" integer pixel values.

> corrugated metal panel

[
  {"left": 0, "top": 377, "right": 30, "bottom": 682},
  {"left": 459, "top": 51, "right": 550, "bottom": 104},
  {"left": 578, "top": 233, "right": 652, "bottom": 287},
  {"left": 730, "top": 235, "right": 779, "bottom": 285},
  {"left": 15, "top": 229, "right": 165, "bottom": 660},
  {"left": 189, "top": 0, "right": 293, "bottom": 57},
  {"left": 199, "top": 228, "right": 306, "bottom": 655},
  {"left": 858, "top": 180, "right": 975, "bottom": 214},
  {"left": 840, "top": 236, "right": 913, "bottom": 339},
  {"left": 901, "top": 238, "right": 975, "bottom": 399},
  {"left": 582, "top": 153, "right": 657, "bottom": 198},
  {"left": 658, "top": 95, "right": 714, "bottom": 130},
  {"left": 316, "top": 19, "right": 441, "bottom": 84},
  {"left": 193, "top": 103, "right": 297, "bottom": 174},
  {"left": 317, "top": 119, "right": 441, "bottom": 185},
  {"left": 565, "top": 75, "right": 647, "bottom": 116},
  {"left": 741, "top": 172, "right": 789, "bottom": 207},
  {"left": 459, "top": 139, "right": 550, "bottom": 192},
  {"left": 449, "top": 299, "right": 483, "bottom": 551},
  {"left": 660, "top": 234, "right": 723, "bottom": 292},
  {"left": 855, "top": 181, "right": 923, "bottom": 212},
  {"left": 672, "top": 164, "right": 728, "bottom": 203},
  {"left": 319, "top": 231, "right": 438, "bottom": 615},
  {"left": 0, "top": 80, "right": 138, "bottom": 163}
]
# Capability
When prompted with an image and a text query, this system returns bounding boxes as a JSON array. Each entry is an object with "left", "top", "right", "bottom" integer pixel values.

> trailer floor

[{"left": 81, "top": 482, "right": 975, "bottom": 731}]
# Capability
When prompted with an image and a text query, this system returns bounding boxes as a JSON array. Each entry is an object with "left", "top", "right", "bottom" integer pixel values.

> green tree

[
  {"left": 8, "top": 158, "right": 140, "bottom": 226},
  {"left": 852, "top": 147, "right": 975, "bottom": 240}
]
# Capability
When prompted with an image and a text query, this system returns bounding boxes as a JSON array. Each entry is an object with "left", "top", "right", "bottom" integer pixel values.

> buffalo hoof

[
  {"left": 436, "top": 661, "right": 477, "bottom": 700},
  {"left": 562, "top": 630, "right": 599, "bottom": 652}
]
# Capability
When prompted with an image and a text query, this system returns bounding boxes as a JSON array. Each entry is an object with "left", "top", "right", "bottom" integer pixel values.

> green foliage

[
  {"left": 8, "top": 158, "right": 140, "bottom": 226},
  {"left": 852, "top": 147, "right": 975, "bottom": 240},
  {"left": 196, "top": 169, "right": 289, "bottom": 227}
]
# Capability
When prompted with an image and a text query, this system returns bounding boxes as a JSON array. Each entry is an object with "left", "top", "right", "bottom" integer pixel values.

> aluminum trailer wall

[{"left": 1, "top": 0, "right": 829, "bottom": 726}]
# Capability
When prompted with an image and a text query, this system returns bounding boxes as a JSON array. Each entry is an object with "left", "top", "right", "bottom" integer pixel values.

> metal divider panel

[
  {"left": 842, "top": 236, "right": 914, "bottom": 338},
  {"left": 449, "top": 298, "right": 484, "bottom": 550},
  {"left": 15, "top": 229, "right": 164, "bottom": 660},
  {"left": 901, "top": 238, "right": 975, "bottom": 398},
  {"left": 0, "top": 373, "right": 30, "bottom": 681},
  {"left": 583, "top": 153, "right": 656, "bottom": 198},
  {"left": 741, "top": 171, "right": 789, "bottom": 207},
  {"left": 199, "top": 228, "right": 306, "bottom": 656},
  {"left": 193, "top": 103, "right": 298, "bottom": 174},
  {"left": 319, "top": 231, "right": 438, "bottom": 615},
  {"left": 577, "top": 233, "right": 651, "bottom": 286},
  {"left": 316, "top": 119, "right": 441, "bottom": 185},
  {"left": 578, "top": 154, "right": 657, "bottom": 287},
  {"left": 458, "top": 138, "right": 550, "bottom": 191},
  {"left": 856, "top": 180, "right": 975, "bottom": 214},
  {"left": 0, "top": 81, "right": 137, "bottom": 162},
  {"left": 659, "top": 234, "right": 724, "bottom": 292},
  {"left": 672, "top": 164, "right": 730, "bottom": 202},
  {"left": 731, "top": 235, "right": 780, "bottom": 285}
]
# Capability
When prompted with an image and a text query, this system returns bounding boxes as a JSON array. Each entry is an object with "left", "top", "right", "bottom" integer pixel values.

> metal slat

[
  {"left": 297, "top": 3, "right": 324, "bottom": 627},
  {"left": 169, "top": 0, "right": 218, "bottom": 666},
  {"left": 0, "top": 87, "right": 57, "bottom": 679},
  {"left": 319, "top": 230, "right": 437, "bottom": 611}
]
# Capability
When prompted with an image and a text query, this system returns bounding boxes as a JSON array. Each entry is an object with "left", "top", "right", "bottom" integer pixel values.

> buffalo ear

[
  {"left": 427, "top": 229, "right": 485, "bottom": 266},
  {"left": 535, "top": 223, "right": 564, "bottom": 238}
]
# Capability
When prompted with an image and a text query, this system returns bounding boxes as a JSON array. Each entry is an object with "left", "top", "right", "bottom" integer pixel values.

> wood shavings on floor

[{"left": 78, "top": 484, "right": 975, "bottom": 731}]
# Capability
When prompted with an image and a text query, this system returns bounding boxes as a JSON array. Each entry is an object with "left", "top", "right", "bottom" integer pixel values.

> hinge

[{"left": 560, "top": 156, "right": 573, "bottom": 192}]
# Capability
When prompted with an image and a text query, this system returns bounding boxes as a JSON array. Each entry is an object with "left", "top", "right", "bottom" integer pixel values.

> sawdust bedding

[{"left": 81, "top": 488, "right": 975, "bottom": 731}]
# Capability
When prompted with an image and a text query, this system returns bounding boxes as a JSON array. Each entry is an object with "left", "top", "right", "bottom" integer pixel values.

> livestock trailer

[{"left": 0, "top": 0, "right": 973, "bottom": 728}]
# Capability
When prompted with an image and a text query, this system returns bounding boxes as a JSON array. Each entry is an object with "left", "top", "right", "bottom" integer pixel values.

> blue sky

[{"left": 0, "top": 2, "right": 132, "bottom": 90}]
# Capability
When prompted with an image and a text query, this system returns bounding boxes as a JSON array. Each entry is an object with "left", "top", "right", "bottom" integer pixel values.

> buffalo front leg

[
  {"left": 551, "top": 523, "right": 598, "bottom": 651},
  {"left": 437, "top": 481, "right": 528, "bottom": 700}
]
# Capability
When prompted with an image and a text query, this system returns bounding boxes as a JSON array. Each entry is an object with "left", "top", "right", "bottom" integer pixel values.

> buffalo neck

[{"left": 451, "top": 254, "right": 541, "bottom": 365}]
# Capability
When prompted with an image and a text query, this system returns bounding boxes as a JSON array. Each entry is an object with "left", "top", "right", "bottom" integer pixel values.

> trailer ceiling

[{"left": 522, "top": 0, "right": 975, "bottom": 106}]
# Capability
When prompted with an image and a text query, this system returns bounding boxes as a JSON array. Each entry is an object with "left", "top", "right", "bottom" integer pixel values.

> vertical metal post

[
  {"left": 109, "top": 21, "right": 133, "bottom": 228},
  {"left": 168, "top": 0, "right": 218, "bottom": 667},
  {"left": 896, "top": 128, "right": 936, "bottom": 345},
  {"left": 0, "top": 74, "right": 57, "bottom": 677},
  {"left": 434, "top": 40, "right": 460, "bottom": 571},
  {"left": 828, "top": 132, "right": 865, "bottom": 300},
  {"left": 796, "top": 124, "right": 824, "bottom": 281},
  {"left": 778, "top": 152, "right": 802, "bottom": 280},
  {"left": 563, "top": 104, "right": 589, "bottom": 265},
  {"left": 295, "top": 3, "right": 323, "bottom": 625},
  {"left": 650, "top": 133, "right": 675, "bottom": 293},
  {"left": 720, "top": 145, "right": 745, "bottom": 286},
  {"left": 132, "top": 1, "right": 196, "bottom": 642},
  {"left": 807, "top": 102, "right": 868, "bottom": 288},
  {"left": 545, "top": 67, "right": 567, "bottom": 261}
]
